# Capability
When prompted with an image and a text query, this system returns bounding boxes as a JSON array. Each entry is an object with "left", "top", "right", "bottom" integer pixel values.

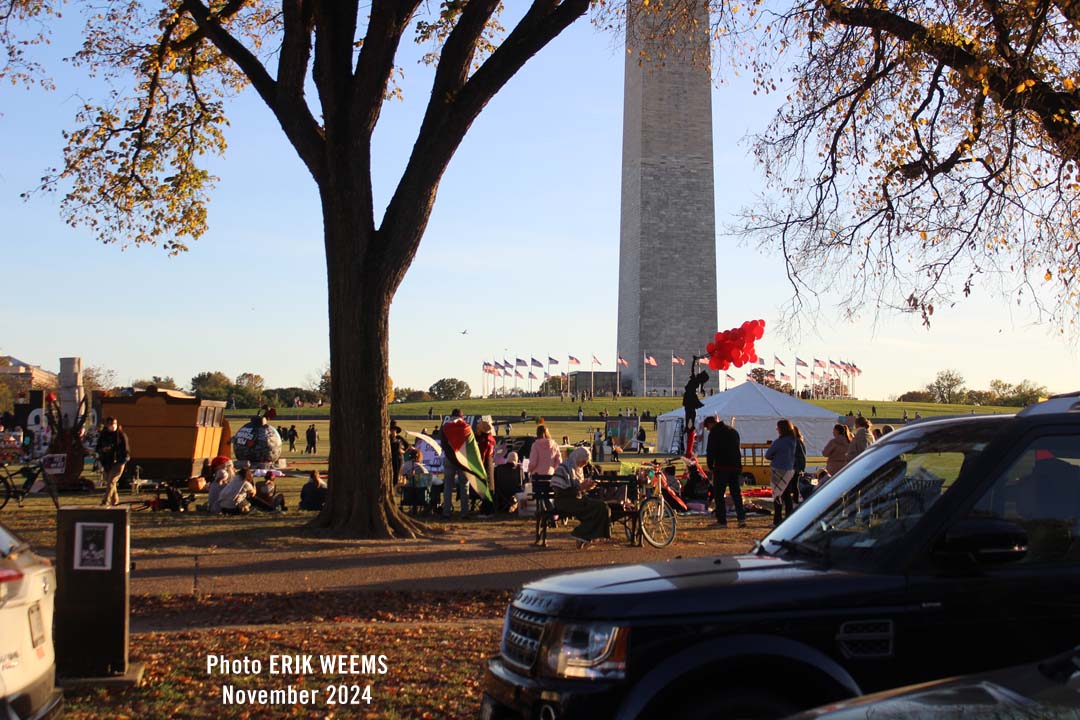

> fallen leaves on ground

[
  {"left": 64, "top": 620, "right": 503, "bottom": 719},
  {"left": 133, "top": 590, "right": 513, "bottom": 631}
]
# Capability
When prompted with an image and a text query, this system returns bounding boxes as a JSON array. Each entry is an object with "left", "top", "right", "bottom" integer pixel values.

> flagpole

[
  {"left": 794, "top": 357, "right": 798, "bottom": 397},
  {"left": 591, "top": 358, "right": 595, "bottom": 399},
  {"left": 670, "top": 352, "right": 674, "bottom": 398},
  {"left": 642, "top": 352, "right": 647, "bottom": 398}
]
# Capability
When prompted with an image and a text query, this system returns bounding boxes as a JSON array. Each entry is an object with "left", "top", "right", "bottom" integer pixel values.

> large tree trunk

[{"left": 308, "top": 198, "right": 424, "bottom": 538}]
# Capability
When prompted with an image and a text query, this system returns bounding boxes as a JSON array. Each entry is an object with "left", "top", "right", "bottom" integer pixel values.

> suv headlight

[{"left": 541, "top": 622, "right": 628, "bottom": 679}]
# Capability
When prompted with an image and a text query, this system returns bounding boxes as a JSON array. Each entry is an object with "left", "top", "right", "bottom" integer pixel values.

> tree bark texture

[{"left": 308, "top": 194, "right": 423, "bottom": 538}]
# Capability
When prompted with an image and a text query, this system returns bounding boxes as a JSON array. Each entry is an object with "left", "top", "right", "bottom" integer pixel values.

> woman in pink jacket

[{"left": 528, "top": 424, "right": 563, "bottom": 481}]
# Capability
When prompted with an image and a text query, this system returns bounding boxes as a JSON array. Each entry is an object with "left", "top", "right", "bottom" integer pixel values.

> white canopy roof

[{"left": 657, "top": 382, "right": 841, "bottom": 456}]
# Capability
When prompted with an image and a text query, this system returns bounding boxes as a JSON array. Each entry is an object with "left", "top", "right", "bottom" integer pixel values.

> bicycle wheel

[
  {"left": 639, "top": 497, "right": 676, "bottom": 548},
  {"left": 0, "top": 476, "right": 11, "bottom": 511}
]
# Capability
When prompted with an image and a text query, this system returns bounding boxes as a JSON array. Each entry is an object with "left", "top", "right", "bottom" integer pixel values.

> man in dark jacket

[
  {"left": 98, "top": 416, "right": 131, "bottom": 506},
  {"left": 704, "top": 415, "right": 745, "bottom": 527}
]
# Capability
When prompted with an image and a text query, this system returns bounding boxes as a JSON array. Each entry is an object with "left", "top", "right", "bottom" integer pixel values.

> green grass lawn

[{"left": 233, "top": 395, "right": 1020, "bottom": 422}]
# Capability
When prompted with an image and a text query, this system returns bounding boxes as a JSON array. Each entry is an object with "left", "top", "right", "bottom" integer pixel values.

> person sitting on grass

[
  {"left": 220, "top": 467, "right": 257, "bottom": 515},
  {"left": 252, "top": 473, "right": 287, "bottom": 512},
  {"left": 206, "top": 456, "right": 233, "bottom": 514},
  {"left": 300, "top": 470, "right": 327, "bottom": 511}
]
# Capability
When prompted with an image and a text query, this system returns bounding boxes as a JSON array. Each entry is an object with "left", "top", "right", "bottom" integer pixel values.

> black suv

[{"left": 482, "top": 394, "right": 1080, "bottom": 720}]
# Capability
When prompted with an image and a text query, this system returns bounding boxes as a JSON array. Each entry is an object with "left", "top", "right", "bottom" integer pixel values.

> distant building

[
  {"left": 567, "top": 371, "right": 620, "bottom": 397},
  {"left": 0, "top": 356, "right": 58, "bottom": 401}
]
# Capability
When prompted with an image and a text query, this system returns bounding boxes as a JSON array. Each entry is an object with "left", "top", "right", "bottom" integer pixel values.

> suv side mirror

[{"left": 935, "top": 517, "right": 1028, "bottom": 566}]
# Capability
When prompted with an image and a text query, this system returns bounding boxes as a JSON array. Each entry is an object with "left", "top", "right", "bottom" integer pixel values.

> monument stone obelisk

[{"left": 616, "top": 3, "right": 718, "bottom": 396}]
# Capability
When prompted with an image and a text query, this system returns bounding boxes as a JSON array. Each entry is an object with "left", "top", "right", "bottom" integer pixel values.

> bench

[{"left": 533, "top": 480, "right": 635, "bottom": 547}]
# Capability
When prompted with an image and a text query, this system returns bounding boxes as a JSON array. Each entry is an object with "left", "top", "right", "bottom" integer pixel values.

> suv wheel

[{"left": 674, "top": 689, "right": 800, "bottom": 720}]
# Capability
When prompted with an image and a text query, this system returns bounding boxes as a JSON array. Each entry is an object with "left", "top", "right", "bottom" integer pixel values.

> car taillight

[{"left": 0, "top": 568, "right": 24, "bottom": 583}]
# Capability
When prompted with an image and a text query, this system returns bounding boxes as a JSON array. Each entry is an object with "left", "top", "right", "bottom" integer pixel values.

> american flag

[
  {"left": 829, "top": 359, "right": 841, "bottom": 370},
  {"left": 592, "top": 355, "right": 602, "bottom": 365},
  {"left": 548, "top": 356, "right": 559, "bottom": 365},
  {"left": 531, "top": 357, "right": 543, "bottom": 368},
  {"left": 502, "top": 370, "right": 512, "bottom": 377},
  {"left": 672, "top": 355, "right": 686, "bottom": 365},
  {"left": 492, "top": 361, "right": 502, "bottom": 370},
  {"left": 544, "top": 372, "right": 551, "bottom": 379},
  {"left": 726, "top": 374, "right": 736, "bottom": 382},
  {"left": 814, "top": 358, "right": 826, "bottom": 368},
  {"left": 516, "top": 358, "right": 527, "bottom": 367},
  {"left": 528, "top": 372, "right": 538, "bottom": 380},
  {"left": 798, "top": 372, "right": 807, "bottom": 380},
  {"left": 780, "top": 372, "right": 791, "bottom": 382},
  {"left": 773, "top": 355, "right": 786, "bottom": 367},
  {"left": 756, "top": 357, "right": 766, "bottom": 366},
  {"left": 514, "top": 370, "right": 524, "bottom": 378},
  {"left": 644, "top": 355, "right": 658, "bottom": 367},
  {"left": 568, "top": 355, "right": 581, "bottom": 365},
  {"left": 617, "top": 356, "right": 629, "bottom": 367},
  {"left": 796, "top": 357, "right": 809, "bottom": 367}
]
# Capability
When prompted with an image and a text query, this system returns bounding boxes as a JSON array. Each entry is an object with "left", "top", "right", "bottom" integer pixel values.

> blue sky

[{"left": 0, "top": 6, "right": 1074, "bottom": 400}]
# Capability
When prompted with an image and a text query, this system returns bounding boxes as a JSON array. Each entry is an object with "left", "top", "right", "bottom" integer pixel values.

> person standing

[
  {"left": 847, "top": 416, "right": 875, "bottom": 462},
  {"left": 474, "top": 421, "right": 497, "bottom": 516},
  {"left": 592, "top": 428, "right": 604, "bottom": 462},
  {"left": 389, "top": 423, "right": 407, "bottom": 484},
  {"left": 577, "top": 406, "right": 584, "bottom": 421},
  {"left": 527, "top": 424, "right": 562, "bottom": 482},
  {"left": 636, "top": 425, "right": 647, "bottom": 454},
  {"left": 440, "top": 409, "right": 471, "bottom": 517},
  {"left": 97, "top": 416, "right": 130, "bottom": 507},
  {"left": 821, "top": 424, "right": 852, "bottom": 476},
  {"left": 287, "top": 425, "right": 298, "bottom": 452},
  {"left": 788, "top": 425, "right": 807, "bottom": 506},
  {"left": 765, "top": 419, "right": 797, "bottom": 527},
  {"left": 704, "top": 416, "right": 746, "bottom": 527}
]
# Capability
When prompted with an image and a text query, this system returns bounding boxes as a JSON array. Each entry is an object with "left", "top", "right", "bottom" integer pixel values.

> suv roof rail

[{"left": 1017, "top": 392, "right": 1080, "bottom": 417}]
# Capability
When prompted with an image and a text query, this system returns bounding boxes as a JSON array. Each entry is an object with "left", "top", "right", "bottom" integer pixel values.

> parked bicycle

[
  {"left": 625, "top": 463, "right": 678, "bottom": 548},
  {"left": 0, "top": 461, "right": 44, "bottom": 510}
]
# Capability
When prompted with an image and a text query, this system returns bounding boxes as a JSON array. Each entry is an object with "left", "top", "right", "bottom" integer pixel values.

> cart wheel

[{"left": 639, "top": 498, "right": 676, "bottom": 548}]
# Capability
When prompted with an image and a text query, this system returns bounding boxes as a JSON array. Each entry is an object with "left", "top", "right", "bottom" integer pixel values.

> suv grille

[
  {"left": 837, "top": 619, "right": 894, "bottom": 658},
  {"left": 501, "top": 607, "right": 549, "bottom": 672}
]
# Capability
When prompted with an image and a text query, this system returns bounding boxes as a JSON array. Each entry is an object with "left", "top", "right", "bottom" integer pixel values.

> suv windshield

[
  {"left": 763, "top": 419, "right": 1007, "bottom": 566},
  {"left": 0, "top": 523, "right": 29, "bottom": 557}
]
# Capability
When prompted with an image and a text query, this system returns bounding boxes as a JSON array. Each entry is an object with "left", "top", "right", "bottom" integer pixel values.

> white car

[{"left": 0, "top": 522, "right": 62, "bottom": 720}]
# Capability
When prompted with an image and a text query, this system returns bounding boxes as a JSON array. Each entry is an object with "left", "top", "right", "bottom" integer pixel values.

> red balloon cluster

[{"left": 705, "top": 319, "right": 766, "bottom": 371}]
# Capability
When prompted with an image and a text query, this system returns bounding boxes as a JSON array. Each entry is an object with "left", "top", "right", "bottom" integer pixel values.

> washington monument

[{"left": 616, "top": 4, "right": 718, "bottom": 396}]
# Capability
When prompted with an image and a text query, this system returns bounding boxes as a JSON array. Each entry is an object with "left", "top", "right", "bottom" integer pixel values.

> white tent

[{"left": 656, "top": 382, "right": 841, "bottom": 456}]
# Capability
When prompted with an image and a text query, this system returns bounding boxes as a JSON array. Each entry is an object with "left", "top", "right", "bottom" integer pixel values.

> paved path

[{"left": 130, "top": 514, "right": 766, "bottom": 596}]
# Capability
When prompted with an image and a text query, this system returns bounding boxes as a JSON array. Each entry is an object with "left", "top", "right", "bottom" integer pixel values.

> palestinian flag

[{"left": 440, "top": 418, "right": 491, "bottom": 500}]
